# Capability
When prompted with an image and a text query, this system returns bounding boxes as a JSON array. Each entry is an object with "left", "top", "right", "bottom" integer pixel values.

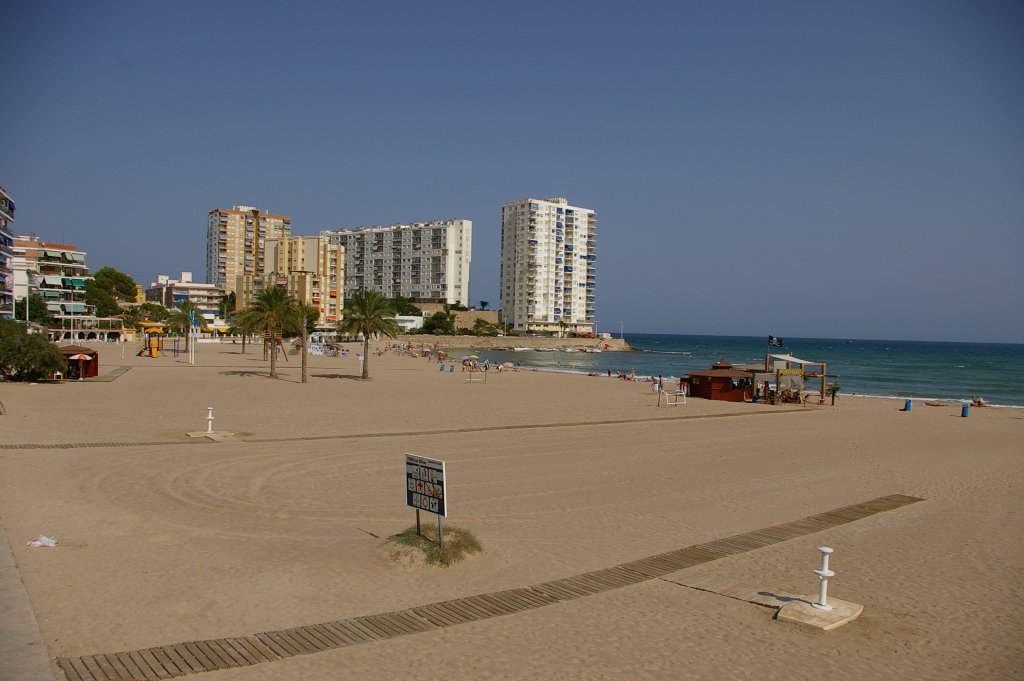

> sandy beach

[{"left": 1, "top": 340, "right": 1022, "bottom": 680}]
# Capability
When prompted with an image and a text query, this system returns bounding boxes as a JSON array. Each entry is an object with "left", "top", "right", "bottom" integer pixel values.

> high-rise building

[
  {"left": 261, "top": 236, "right": 345, "bottom": 326},
  {"left": 0, "top": 185, "right": 15, "bottom": 318},
  {"left": 500, "top": 197, "right": 596, "bottom": 335},
  {"left": 321, "top": 219, "right": 471, "bottom": 305},
  {"left": 206, "top": 206, "right": 292, "bottom": 296}
]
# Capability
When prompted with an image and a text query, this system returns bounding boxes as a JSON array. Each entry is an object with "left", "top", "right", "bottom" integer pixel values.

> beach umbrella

[
  {"left": 67, "top": 353, "right": 92, "bottom": 381},
  {"left": 469, "top": 354, "right": 479, "bottom": 359}
]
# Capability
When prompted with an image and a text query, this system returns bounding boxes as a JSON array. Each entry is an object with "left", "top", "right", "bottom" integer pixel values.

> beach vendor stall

[
  {"left": 685, "top": 361, "right": 755, "bottom": 402},
  {"left": 58, "top": 344, "right": 99, "bottom": 380}
]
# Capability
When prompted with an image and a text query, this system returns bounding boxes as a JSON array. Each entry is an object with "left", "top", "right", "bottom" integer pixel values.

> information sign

[{"left": 405, "top": 454, "right": 447, "bottom": 517}]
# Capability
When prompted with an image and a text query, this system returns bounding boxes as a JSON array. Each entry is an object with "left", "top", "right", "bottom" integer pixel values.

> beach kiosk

[
  {"left": 685, "top": 361, "right": 754, "bottom": 402},
  {"left": 58, "top": 344, "right": 99, "bottom": 380}
]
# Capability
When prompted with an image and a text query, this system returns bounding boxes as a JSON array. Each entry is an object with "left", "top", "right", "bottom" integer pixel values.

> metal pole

[
  {"left": 415, "top": 509, "right": 421, "bottom": 536},
  {"left": 438, "top": 515, "right": 444, "bottom": 549},
  {"left": 206, "top": 407, "right": 214, "bottom": 434}
]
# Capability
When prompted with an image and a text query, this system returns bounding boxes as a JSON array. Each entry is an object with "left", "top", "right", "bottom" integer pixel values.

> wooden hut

[
  {"left": 685, "top": 360, "right": 753, "bottom": 402},
  {"left": 58, "top": 344, "right": 99, "bottom": 380}
]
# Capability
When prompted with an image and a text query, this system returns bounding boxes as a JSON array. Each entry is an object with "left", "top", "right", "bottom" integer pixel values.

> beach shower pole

[
  {"left": 206, "top": 407, "right": 214, "bottom": 434},
  {"left": 812, "top": 546, "right": 835, "bottom": 610}
]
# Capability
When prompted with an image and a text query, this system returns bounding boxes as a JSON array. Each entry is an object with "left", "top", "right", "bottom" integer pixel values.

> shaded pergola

[{"left": 764, "top": 353, "right": 828, "bottom": 403}]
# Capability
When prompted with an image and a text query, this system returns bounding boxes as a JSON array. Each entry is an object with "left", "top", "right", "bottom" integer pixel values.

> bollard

[
  {"left": 812, "top": 546, "right": 835, "bottom": 610},
  {"left": 903, "top": 399, "right": 912, "bottom": 411},
  {"left": 961, "top": 403, "right": 970, "bottom": 418},
  {"left": 206, "top": 407, "right": 214, "bottom": 434}
]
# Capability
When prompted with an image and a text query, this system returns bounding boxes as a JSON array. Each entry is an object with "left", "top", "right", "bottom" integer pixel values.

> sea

[{"left": 460, "top": 334, "right": 1024, "bottom": 408}]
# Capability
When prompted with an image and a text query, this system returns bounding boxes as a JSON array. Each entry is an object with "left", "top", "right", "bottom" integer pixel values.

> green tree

[
  {"left": 85, "top": 267, "right": 137, "bottom": 317},
  {"left": 247, "top": 286, "right": 299, "bottom": 379},
  {"left": 479, "top": 300, "right": 489, "bottom": 310},
  {"left": 219, "top": 291, "right": 237, "bottom": 320},
  {"left": 390, "top": 296, "right": 422, "bottom": 316},
  {"left": 165, "top": 300, "right": 209, "bottom": 353},
  {"left": 337, "top": 291, "right": 399, "bottom": 380},
  {"left": 473, "top": 317, "right": 500, "bottom": 336},
  {"left": 14, "top": 293, "right": 56, "bottom": 326},
  {"left": 420, "top": 310, "right": 455, "bottom": 335},
  {"left": 294, "top": 302, "right": 319, "bottom": 384},
  {"left": 229, "top": 309, "right": 262, "bottom": 355},
  {"left": 0, "top": 319, "right": 66, "bottom": 381}
]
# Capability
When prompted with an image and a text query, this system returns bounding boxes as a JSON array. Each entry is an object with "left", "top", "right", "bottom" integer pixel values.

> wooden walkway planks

[{"left": 55, "top": 494, "right": 923, "bottom": 681}]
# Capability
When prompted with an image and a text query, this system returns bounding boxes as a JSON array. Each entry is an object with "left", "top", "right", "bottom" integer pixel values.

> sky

[{"left": 2, "top": 0, "right": 1022, "bottom": 343}]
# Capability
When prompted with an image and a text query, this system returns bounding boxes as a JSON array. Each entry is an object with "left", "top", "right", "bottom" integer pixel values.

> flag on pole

[{"left": 768, "top": 335, "right": 783, "bottom": 347}]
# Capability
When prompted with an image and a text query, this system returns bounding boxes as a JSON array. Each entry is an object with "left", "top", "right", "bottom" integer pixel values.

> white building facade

[
  {"left": 321, "top": 220, "right": 471, "bottom": 305},
  {"left": 500, "top": 197, "right": 596, "bottom": 335},
  {"left": 146, "top": 272, "right": 223, "bottom": 323}
]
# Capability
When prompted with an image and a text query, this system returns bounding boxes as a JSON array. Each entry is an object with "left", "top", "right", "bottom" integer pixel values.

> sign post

[{"left": 405, "top": 454, "right": 447, "bottom": 548}]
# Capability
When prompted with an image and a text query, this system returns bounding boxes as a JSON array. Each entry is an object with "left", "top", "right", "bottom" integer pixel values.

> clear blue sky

[{"left": 3, "top": 1, "right": 1022, "bottom": 343}]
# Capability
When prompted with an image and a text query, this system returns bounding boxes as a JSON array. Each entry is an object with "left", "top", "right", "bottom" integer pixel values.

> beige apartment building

[
  {"left": 261, "top": 236, "right": 345, "bottom": 326},
  {"left": 206, "top": 206, "right": 292, "bottom": 296}
]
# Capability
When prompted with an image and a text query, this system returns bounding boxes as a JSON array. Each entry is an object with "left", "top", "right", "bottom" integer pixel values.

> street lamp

[{"left": 620, "top": 321, "right": 623, "bottom": 340}]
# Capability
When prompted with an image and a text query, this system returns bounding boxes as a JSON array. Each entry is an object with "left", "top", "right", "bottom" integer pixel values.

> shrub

[
  {"left": 0, "top": 320, "right": 66, "bottom": 381},
  {"left": 384, "top": 525, "right": 482, "bottom": 567}
]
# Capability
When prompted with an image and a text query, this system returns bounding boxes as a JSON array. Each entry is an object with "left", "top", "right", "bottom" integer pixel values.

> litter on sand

[{"left": 27, "top": 535, "right": 58, "bottom": 548}]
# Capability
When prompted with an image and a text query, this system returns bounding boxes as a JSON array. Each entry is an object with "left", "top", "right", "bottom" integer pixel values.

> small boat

[
  {"left": 512, "top": 347, "right": 529, "bottom": 352},
  {"left": 534, "top": 347, "right": 556, "bottom": 352}
]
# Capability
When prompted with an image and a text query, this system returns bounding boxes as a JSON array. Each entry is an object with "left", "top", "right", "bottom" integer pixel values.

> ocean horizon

[{"left": 461, "top": 333, "right": 1024, "bottom": 408}]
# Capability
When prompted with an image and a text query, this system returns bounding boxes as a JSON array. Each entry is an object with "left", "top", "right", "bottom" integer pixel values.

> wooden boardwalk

[{"left": 56, "top": 494, "right": 922, "bottom": 681}]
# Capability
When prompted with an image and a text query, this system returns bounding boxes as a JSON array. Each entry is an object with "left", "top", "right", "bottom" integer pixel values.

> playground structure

[{"left": 135, "top": 322, "right": 167, "bottom": 358}]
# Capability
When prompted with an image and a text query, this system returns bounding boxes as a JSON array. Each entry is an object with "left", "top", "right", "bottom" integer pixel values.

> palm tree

[
  {"left": 247, "top": 286, "right": 299, "bottom": 379},
  {"left": 165, "top": 300, "right": 209, "bottom": 353},
  {"left": 337, "top": 291, "right": 399, "bottom": 380},
  {"left": 229, "top": 309, "right": 262, "bottom": 354},
  {"left": 294, "top": 302, "right": 319, "bottom": 384}
]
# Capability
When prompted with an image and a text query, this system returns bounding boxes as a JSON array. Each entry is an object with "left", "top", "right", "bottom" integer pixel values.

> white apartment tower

[
  {"left": 321, "top": 220, "right": 471, "bottom": 305},
  {"left": 206, "top": 206, "right": 292, "bottom": 295},
  {"left": 500, "top": 198, "right": 596, "bottom": 335}
]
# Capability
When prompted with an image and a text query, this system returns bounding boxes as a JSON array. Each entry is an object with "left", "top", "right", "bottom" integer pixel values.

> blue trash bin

[{"left": 961, "top": 403, "right": 970, "bottom": 418}]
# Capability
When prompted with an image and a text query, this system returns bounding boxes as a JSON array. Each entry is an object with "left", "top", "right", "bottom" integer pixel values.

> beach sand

[{"left": 1, "top": 340, "right": 1021, "bottom": 679}]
